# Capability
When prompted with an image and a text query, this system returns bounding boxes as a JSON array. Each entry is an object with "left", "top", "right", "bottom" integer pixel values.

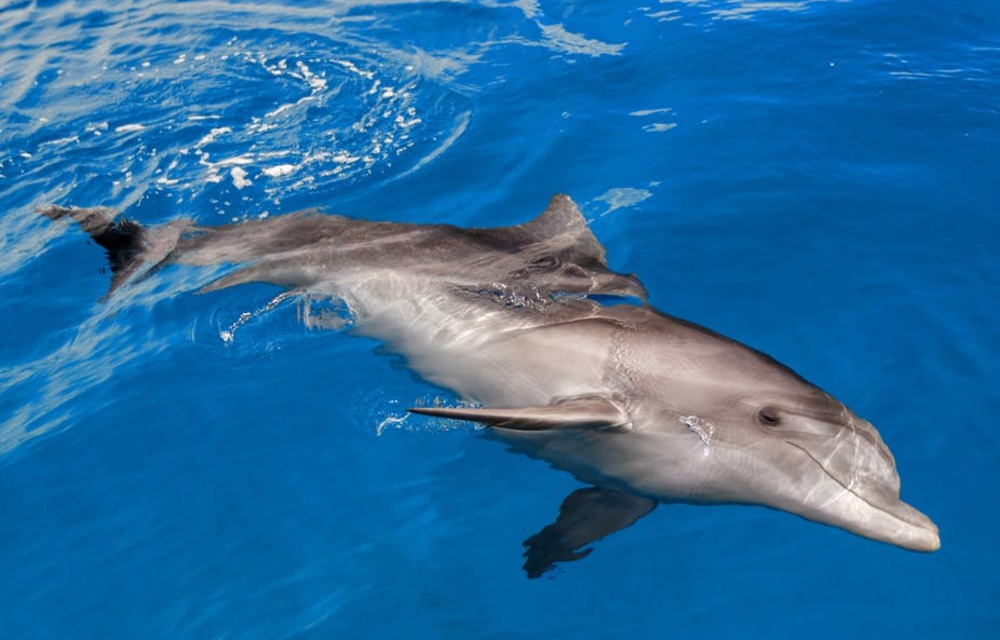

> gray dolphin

[{"left": 41, "top": 195, "right": 939, "bottom": 577}]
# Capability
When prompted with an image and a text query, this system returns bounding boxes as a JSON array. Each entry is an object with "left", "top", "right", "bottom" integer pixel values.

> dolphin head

[
  {"left": 713, "top": 388, "right": 940, "bottom": 552},
  {"left": 625, "top": 313, "right": 940, "bottom": 552}
]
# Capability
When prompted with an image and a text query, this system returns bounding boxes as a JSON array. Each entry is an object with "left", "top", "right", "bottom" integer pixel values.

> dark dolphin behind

[{"left": 42, "top": 195, "right": 939, "bottom": 577}]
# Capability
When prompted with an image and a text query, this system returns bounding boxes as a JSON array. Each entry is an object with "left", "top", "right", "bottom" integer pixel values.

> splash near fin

[
  {"left": 408, "top": 394, "right": 630, "bottom": 431},
  {"left": 522, "top": 487, "right": 656, "bottom": 579},
  {"left": 41, "top": 205, "right": 185, "bottom": 299}
]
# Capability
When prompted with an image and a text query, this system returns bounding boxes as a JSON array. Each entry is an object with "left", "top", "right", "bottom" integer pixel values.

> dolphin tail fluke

[
  {"left": 41, "top": 205, "right": 187, "bottom": 299},
  {"left": 522, "top": 487, "right": 656, "bottom": 579}
]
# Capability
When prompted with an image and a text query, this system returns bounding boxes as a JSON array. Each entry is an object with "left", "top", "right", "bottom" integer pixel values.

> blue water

[{"left": 1, "top": 0, "right": 997, "bottom": 637}]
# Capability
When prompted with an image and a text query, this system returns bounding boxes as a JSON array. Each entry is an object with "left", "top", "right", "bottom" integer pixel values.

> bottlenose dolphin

[{"left": 41, "top": 195, "right": 939, "bottom": 577}]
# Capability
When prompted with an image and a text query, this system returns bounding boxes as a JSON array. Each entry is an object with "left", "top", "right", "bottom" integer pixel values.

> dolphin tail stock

[{"left": 41, "top": 205, "right": 188, "bottom": 300}]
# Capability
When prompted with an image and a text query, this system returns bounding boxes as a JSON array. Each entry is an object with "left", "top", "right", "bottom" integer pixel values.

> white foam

[
  {"left": 263, "top": 164, "right": 297, "bottom": 178},
  {"left": 539, "top": 23, "right": 626, "bottom": 57},
  {"left": 334, "top": 59, "right": 375, "bottom": 80},
  {"left": 630, "top": 107, "right": 673, "bottom": 117},
  {"left": 231, "top": 166, "right": 251, "bottom": 189},
  {"left": 195, "top": 126, "right": 232, "bottom": 148},
  {"left": 296, "top": 61, "right": 327, "bottom": 92},
  {"left": 86, "top": 122, "right": 109, "bottom": 135},
  {"left": 39, "top": 135, "right": 79, "bottom": 148}
]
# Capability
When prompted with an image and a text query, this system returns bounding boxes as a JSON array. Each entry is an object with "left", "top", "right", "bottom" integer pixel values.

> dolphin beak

[
  {"left": 873, "top": 498, "right": 940, "bottom": 552},
  {"left": 812, "top": 485, "right": 940, "bottom": 552},
  {"left": 782, "top": 439, "right": 940, "bottom": 551}
]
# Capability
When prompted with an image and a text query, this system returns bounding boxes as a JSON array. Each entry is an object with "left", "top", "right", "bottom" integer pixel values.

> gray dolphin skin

[{"left": 42, "top": 195, "right": 940, "bottom": 577}]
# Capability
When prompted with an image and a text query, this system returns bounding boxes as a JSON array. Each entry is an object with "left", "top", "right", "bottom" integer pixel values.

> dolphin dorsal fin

[
  {"left": 408, "top": 394, "right": 630, "bottom": 431},
  {"left": 516, "top": 194, "right": 608, "bottom": 266}
]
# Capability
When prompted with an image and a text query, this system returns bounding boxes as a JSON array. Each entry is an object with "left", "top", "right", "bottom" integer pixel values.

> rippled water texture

[{"left": 1, "top": 1, "right": 998, "bottom": 638}]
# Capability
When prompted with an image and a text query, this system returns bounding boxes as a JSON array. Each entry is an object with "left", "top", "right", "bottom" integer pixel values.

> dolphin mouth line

[{"left": 783, "top": 440, "right": 919, "bottom": 529}]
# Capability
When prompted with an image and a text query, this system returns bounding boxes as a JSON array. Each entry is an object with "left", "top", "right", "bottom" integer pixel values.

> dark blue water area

[{"left": 1, "top": 1, "right": 998, "bottom": 638}]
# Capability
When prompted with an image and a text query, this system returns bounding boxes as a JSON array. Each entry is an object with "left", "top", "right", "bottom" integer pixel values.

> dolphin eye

[{"left": 757, "top": 407, "right": 782, "bottom": 427}]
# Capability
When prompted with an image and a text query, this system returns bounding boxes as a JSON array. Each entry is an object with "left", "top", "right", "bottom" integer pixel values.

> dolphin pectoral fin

[
  {"left": 407, "top": 394, "right": 630, "bottom": 431},
  {"left": 522, "top": 488, "right": 656, "bottom": 579}
]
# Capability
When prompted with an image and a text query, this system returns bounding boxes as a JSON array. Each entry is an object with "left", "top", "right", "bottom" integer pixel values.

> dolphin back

[{"left": 42, "top": 195, "right": 647, "bottom": 305}]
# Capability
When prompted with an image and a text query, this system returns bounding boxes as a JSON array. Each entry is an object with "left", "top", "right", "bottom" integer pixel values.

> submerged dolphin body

[{"left": 42, "top": 195, "right": 939, "bottom": 576}]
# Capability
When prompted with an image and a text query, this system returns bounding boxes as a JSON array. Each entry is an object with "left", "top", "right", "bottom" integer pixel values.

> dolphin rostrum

[{"left": 41, "top": 195, "right": 940, "bottom": 577}]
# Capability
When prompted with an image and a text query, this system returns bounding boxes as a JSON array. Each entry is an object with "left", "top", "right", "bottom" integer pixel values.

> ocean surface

[{"left": 1, "top": 1, "right": 997, "bottom": 638}]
